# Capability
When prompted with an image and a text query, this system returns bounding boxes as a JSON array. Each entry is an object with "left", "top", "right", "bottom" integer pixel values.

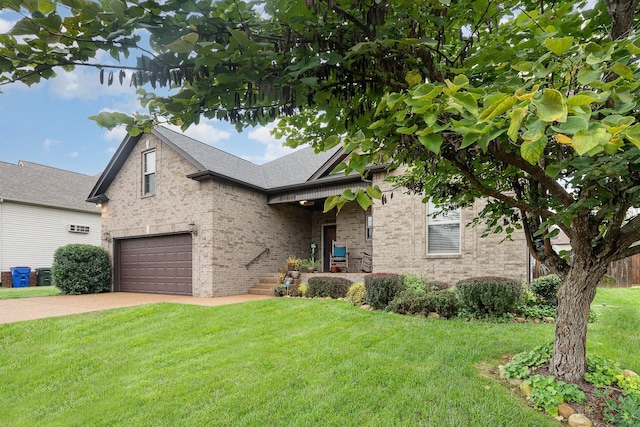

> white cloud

[
  {"left": 168, "top": 121, "right": 232, "bottom": 146},
  {"left": 48, "top": 67, "right": 137, "bottom": 100},
  {"left": 245, "top": 122, "right": 303, "bottom": 164},
  {"left": 103, "top": 126, "right": 128, "bottom": 142},
  {"left": 43, "top": 138, "right": 60, "bottom": 152},
  {"left": 0, "top": 17, "right": 15, "bottom": 33},
  {"left": 69, "top": 151, "right": 79, "bottom": 158}
]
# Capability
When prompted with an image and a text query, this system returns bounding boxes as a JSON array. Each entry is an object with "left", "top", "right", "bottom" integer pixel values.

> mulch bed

[{"left": 485, "top": 359, "right": 620, "bottom": 427}]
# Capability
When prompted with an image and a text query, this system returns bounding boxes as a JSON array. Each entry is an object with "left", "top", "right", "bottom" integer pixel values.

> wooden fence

[
  {"left": 605, "top": 254, "right": 640, "bottom": 287},
  {"left": 534, "top": 254, "right": 640, "bottom": 287}
]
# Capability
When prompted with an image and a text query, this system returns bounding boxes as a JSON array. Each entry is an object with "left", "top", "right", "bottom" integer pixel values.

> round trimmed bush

[
  {"left": 456, "top": 276, "right": 522, "bottom": 317},
  {"left": 307, "top": 277, "right": 352, "bottom": 299},
  {"left": 365, "top": 273, "right": 404, "bottom": 310},
  {"left": 529, "top": 274, "right": 561, "bottom": 306},
  {"left": 52, "top": 244, "right": 112, "bottom": 295},
  {"left": 388, "top": 289, "right": 429, "bottom": 314},
  {"left": 346, "top": 282, "right": 366, "bottom": 306},
  {"left": 423, "top": 290, "right": 459, "bottom": 318}
]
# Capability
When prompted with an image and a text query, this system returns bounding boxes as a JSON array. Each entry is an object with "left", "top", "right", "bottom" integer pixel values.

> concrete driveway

[{"left": 0, "top": 292, "right": 273, "bottom": 325}]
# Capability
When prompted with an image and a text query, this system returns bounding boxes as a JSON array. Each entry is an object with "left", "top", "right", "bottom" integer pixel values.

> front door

[{"left": 322, "top": 224, "right": 336, "bottom": 272}]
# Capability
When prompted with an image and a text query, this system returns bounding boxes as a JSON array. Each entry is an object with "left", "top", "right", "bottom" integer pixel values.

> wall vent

[{"left": 68, "top": 224, "right": 90, "bottom": 234}]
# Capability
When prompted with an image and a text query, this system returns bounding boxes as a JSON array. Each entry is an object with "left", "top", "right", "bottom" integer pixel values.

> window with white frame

[
  {"left": 427, "top": 200, "right": 461, "bottom": 254},
  {"left": 68, "top": 224, "right": 90, "bottom": 234},
  {"left": 365, "top": 214, "right": 373, "bottom": 241},
  {"left": 143, "top": 150, "right": 156, "bottom": 195}
]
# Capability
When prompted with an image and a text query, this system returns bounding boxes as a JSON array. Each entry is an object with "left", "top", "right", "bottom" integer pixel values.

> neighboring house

[
  {"left": 88, "top": 127, "right": 528, "bottom": 297},
  {"left": 0, "top": 161, "right": 101, "bottom": 286}
]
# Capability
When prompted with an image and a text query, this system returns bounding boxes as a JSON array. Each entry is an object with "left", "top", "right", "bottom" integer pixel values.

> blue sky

[{"left": 0, "top": 13, "right": 299, "bottom": 177}]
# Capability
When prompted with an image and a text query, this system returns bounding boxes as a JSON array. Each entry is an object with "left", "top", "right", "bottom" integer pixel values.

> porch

[{"left": 247, "top": 271, "right": 371, "bottom": 296}]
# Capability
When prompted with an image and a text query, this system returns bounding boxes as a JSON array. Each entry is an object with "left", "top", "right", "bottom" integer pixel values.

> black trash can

[
  {"left": 36, "top": 268, "right": 52, "bottom": 286},
  {"left": 10, "top": 267, "right": 31, "bottom": 288}
]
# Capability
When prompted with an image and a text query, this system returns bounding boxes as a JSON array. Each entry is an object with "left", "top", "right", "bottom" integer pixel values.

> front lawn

[
  {"left": 0, "top": 285, "right": 61, "bottom": 300},
  {"left": 0, "top": 288, "right": 637, "bottom": 426}
]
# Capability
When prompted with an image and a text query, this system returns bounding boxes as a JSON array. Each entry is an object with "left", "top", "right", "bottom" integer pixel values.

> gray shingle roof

[
  {"left": 153, "top": 126, "right": 342, "bottom": 189},
  {"left": 0, "top": 161, "right": 100, "bottom": 213}
]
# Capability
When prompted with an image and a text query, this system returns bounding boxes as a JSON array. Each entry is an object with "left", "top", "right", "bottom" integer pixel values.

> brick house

[{"left": 88, "top": 126, "right": 528, "bottom": 297}]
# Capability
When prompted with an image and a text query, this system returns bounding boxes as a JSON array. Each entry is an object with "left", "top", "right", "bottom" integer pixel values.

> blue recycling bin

[{"left": 10, "top": 267, "right": 31, "bottom": 287}]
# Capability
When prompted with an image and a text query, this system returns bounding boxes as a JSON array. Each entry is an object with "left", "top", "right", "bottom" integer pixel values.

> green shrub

[
  {"left": 287, "top": 282, "right": 301, "bottom": 297},
  {"left": 52, "top": 244, "right": 111, "bottom": 295},
  {"left": 307, "top": 277, "right": 352, "bottom": 299},
  {"left": 523, "top": 374, "right": 585, "bottom": 416},
  {"left": 346, "top": 282, "right": 366, "bottom": 306},
  {"left": 585, "top": 355, "right": 623, "bottom": 387},
  {"left": 388, "top": 289, "right": 429, "bottom": 314},
  {"left": 517, "top": 303, "right": 557, "bottom": 320},
  {"left": 299, "top": 283, "right": 308, "bottom": 297},
  {"left": 402, "top": 273, "right": 425, "bottom": 292},
  {"left": 502, "top": 342, "right": 554, "bottom": 379},
  {"left": 424, "top": 280, "right": 450, "bottom": 292},
  {"left": 364, "top": 273, "right": 404, "bottom": 310},
  {"left": 456, "top": 276, "right": 522, "bottom": 318},
  {"left": 529, "top": 274, "right": 561, "bottom": 306},
  {"left": 423, "top": 290, "right": 459, "bottom": 318},
  {"left": 597, "top": 390, "right": 640, "bottom": 427},
  {"left": 273, "top": 284, "right": 286, "bottom": 297}
]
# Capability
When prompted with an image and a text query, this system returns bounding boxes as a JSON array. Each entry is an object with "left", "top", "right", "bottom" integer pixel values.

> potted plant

[
  {"left": 301, "top": 258, "right": 315, "bottom": 273},
  {"left": 286, "top": 255, "right": 301, "bottom": 279}
]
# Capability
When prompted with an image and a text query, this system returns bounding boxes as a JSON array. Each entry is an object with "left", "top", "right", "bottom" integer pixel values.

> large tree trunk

[{"left": 549, "top": 256, "right": 609, "bottom": 383}]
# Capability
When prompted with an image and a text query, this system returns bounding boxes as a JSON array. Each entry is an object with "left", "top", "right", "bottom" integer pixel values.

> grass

[
  {"left": 0, "top": 285, "right": 61, "bottom": 300},
  {"left": 0, "top": 288, "right": 638, "bottom": 426}
]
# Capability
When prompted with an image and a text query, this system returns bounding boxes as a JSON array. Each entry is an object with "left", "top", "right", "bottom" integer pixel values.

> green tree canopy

[{"left": 2, "top": 0, "right": 639, "bottom": 383}]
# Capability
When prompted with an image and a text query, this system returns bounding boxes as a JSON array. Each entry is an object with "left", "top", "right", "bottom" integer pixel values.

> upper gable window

[{"left": 143, "top": 150, "right": 156, "bottom": 196}]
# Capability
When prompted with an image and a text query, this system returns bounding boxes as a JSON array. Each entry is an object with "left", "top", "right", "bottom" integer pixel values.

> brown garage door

[{"left": 118, "top": 234, "right": 193, "bottom": 295}]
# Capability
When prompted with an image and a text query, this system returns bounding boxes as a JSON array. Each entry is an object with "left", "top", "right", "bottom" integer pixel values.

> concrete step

[{"left": 248, "top": 287, "right": 275, "bottom": 296}]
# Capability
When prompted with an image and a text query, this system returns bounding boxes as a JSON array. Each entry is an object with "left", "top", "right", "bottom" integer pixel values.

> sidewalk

[{"left": 0, "top": 292, "right": 273, "bottom": 324}]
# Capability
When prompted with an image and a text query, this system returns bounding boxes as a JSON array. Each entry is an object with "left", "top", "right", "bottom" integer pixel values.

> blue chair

[{"left": 330, "top": 241, "right": 348, "bottom": 272}]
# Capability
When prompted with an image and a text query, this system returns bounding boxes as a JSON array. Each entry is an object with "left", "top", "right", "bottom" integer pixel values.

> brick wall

[
  {"left": 371, "top": 170, "right": 528, "bottom": 284},
  {"left": 102, "top": 133, "right": 311, "bottom": 297}
]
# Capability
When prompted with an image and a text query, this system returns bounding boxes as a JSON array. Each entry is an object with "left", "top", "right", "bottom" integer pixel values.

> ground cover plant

[
  {"left": 0, "top": 288, "right": 637, "bottom": 426},
  {"left": 0, "top": 286, "right": 61, "bottom": 300}
]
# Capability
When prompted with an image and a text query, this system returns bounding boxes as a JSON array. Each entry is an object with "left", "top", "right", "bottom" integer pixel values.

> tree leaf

[
  {"left": 418, "top": 134, "right": 444, "bottom": 153},
  {"left": 227, "top": 27, "right": 250, "bottom": 47},
  {"left": 534, "top": 89, "right": 567, "bottom": 123},
  {"left": 507, "top": 107, "right": 528, "bottom": 142},
  {"left": 521, "top": 137, "right": 546, "bottom": 164},
  {"left": 356, "top": 189, "right": 373, "bottom": 210},
  {"left": 555, "top": 133, "right": 572, "bottom": 145},
  {"left": 342, "top": 188, "right": 356, "bottom": 201},
  {"left": 623, "top": 124, "right": 640, "bottom": 148},
  {"left": 479, "top": 95, "right": 515, "bottom": 123},
  {"left": 577, "top": 67, "right": 602, "bottom": 85},
  {"left": 609, "top": 62, "right": 635, "bottom": 80},
  {"left": 366, "top": 185, "right": 382, "bottom": 199},
  {"left": 405, "top": 70, "right": 422, "bottom": 87},
  {"left": 323, "top": 195, "right": 339, "bottom": 213},
  {"left": 396, "top": 124, "right": 418, "bottom": 134},
  {"left": 550, "top": 116, "right": 588, "bottom": 135},
  {"left": 572, "top": 127, "right": 611, "bottom": 156},
  {"left": 368, "top": 119, "right": 387, "bottom": 130},
  {"left": 38, "top": 0, "right": 55, "bottom": 14},
  {"left": 165, "top": 33, "right": 199, "bottom": 53},
  {"left": 567, "top": 91, "right": 600, "bottom": 107},
  {"left": 544, "top": 36, "right": 574, "bottom": 56}
]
